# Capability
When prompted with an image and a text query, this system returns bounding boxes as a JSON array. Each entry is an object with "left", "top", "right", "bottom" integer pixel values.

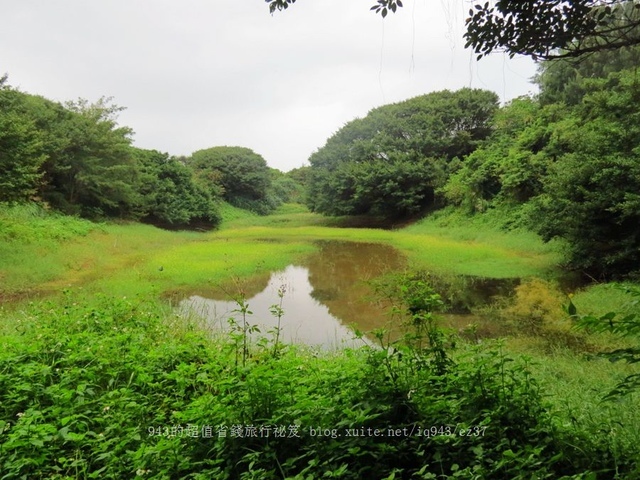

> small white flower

[{"left": 16, "top": 412, "right": 24, "bottom": 418}]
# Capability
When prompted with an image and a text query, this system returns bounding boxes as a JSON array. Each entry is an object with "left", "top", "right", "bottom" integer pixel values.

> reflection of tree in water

[
  {"left": 423, "top": 274, "right": 520, "bottom": 314},
  {"left": 305, "top": 241, "right": 406, "bottom": 332},
  {"left": 181, "top": 240, "right": 534, "bottom": 345},
  {"left": 197, "top": 271, "right": 273, "bottom": 301},
  {"left": 304, "top": 241, "right": 525, "bottom": 338}
]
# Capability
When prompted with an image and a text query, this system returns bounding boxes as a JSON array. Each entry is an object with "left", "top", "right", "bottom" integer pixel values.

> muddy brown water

[{"left": 179, "top": 241, "right": 525, "bottom": 348}]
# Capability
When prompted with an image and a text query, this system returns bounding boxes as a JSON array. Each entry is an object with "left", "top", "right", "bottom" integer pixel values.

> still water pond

[{"left": 180, "top": 241, "right": 517, "bottom": 348}]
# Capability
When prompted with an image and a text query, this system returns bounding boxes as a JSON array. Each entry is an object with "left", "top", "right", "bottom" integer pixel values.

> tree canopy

[
  {"left": 0, "top": 84, "right": 142, "bottom": 218},
  {"left": 0, "top": 76, "right": 47, "bottom": 202},
  {"left": 530, "top": 69, "right": 640, "bottom": 277},
  {"left": 465, "top": 0, "right": 640, "bottom": 59},
  {"left": 133, "top": 149, "right": 220, "bottom": 228},
  {"left": 188, "top": 146, "right": 275, "bottom": 215},
  {"left": 306, "top": 88, "right": 499, "bottom": 218},
  {"left": 42, "top": 97, "right": 141, "bottom": 218}
]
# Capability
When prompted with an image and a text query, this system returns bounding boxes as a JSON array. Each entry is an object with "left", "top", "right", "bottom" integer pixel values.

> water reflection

[
  {"left": 181, "top": 264, "right": 367, "bottom": 348},
  {"left": 180, "top": 241, "right": 404, "bottom": 348},
  {"left": 180, "top": 241, "right": 522, "bottom": 348}
]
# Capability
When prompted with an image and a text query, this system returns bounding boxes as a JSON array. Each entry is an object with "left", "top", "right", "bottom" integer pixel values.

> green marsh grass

[
  {"left": 404, "top": 207, "right": 564, "bottom": 264},
  {"left": 94, "top": 236, "right": 315, "bottom": 298},
  {"left": 219, "top": 202, "right": 337, "bottom": 230},
  {"left": 571, "top": 282, "right": 640, "bottom": 317},
  {"left": 217, "top": 224, "right": 557, "bottom": 279},
  {"left": 217, "top": 201, "right": 258, "bottom": 227},
  {"left": 1, "top": 201, "right": 563, "bottom": 305},
  {"left": 0, "top": 204, "right": 100, "bottom": 299}
]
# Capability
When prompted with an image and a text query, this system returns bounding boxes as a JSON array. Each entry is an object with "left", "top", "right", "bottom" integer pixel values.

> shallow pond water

[
  {"left": 180, "top": 241, "right": 521, "bottom": 348},
  {"left": 182, "top": 264, "right": 367, "bottom": 348}
]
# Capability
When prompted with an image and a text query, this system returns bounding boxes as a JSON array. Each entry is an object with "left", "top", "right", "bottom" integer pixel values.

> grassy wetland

[
  {"left": 1, "top": 202, "right": 639, "bottom": 479},
  {"left": 7, "top": 4, "right": 640, "bottom": 476}
]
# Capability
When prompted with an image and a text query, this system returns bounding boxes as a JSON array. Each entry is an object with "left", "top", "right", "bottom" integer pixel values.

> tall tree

[{"left": 41, "top": 97, "right": 142, "bottom": 218}]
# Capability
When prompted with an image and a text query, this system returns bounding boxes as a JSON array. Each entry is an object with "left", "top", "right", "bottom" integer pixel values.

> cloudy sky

[{"left": 1, "top": 0, "right": 538, "bottom": 172}]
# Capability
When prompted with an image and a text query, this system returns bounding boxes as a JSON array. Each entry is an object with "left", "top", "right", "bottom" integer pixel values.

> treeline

[
  {"left": 0, "top": 75, "right": 303, "bottom": 228},
  {"left": 305, "top": 50, "right": 640, "bottom": 278}
]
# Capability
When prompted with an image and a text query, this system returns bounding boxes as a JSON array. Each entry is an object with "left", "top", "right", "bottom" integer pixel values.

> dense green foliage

[
  {"left": 2, "top": 289, "right": 638, "bottom": 479},
  {"left": 133, "top": 149, "right": 220, "bottom": 227},
  {"left": 0, "top": 76, "right": 47, "bottom": 202},
  {"left": 268, "top": 167, "right": 304, "bottom": 205},
  {"left": 531, "top": 69, "right": 640, "bottom": 277},
  {"left": 189, "top": 146, "right": 276, "bottom": 215},
  {"left": 441, "top": 97, "right": 551, "bottom": 213},
  {"left": 439, "top": 51, "right": 640, "bottom": 277},
  {"left": 306, "top": 89, "right": 499, "bottom": 218}
]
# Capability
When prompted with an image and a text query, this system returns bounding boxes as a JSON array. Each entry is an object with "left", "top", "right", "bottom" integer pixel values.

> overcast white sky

[{"left": 1, "top": 0, "right": 538, "bottom": 172}]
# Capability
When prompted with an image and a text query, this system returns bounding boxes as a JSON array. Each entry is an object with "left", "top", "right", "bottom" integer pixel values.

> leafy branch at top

[{"left": 265, "top": 0, "right": 640, "bottom": 60}]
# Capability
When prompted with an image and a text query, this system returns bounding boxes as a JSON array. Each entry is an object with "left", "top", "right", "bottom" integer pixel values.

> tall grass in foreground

[
  {"left": 1, "top": 292, "right": 638, "bottom": 479},
  {"left": 525, "top": 349, "right": 640, "bottom": 464}
]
